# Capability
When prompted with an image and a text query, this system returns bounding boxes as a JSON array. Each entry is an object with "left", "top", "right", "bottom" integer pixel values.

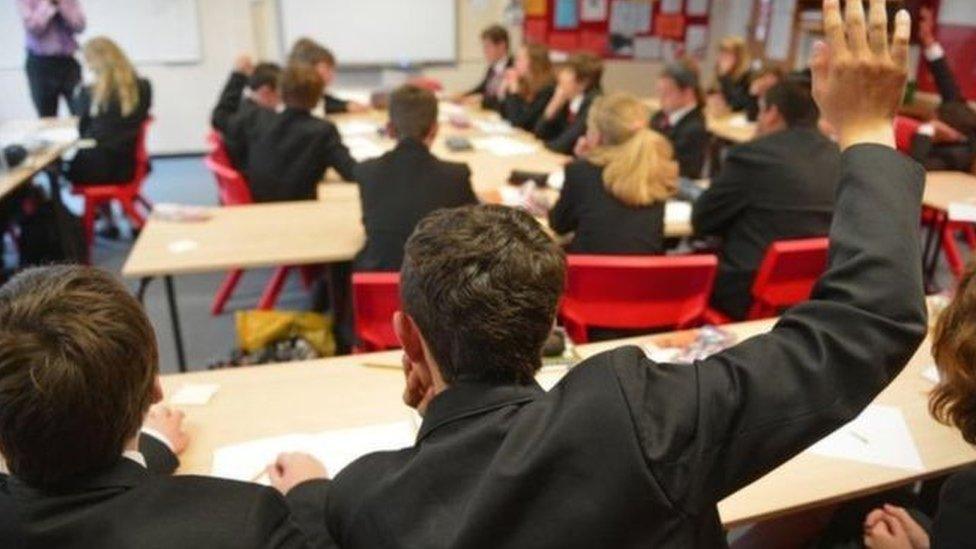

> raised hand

[
  {"left": 811, "top": 0, "right": 910, "bottom": 150},
  {"left": 234, "top": 54, "right": 255, "bottom": 76}
]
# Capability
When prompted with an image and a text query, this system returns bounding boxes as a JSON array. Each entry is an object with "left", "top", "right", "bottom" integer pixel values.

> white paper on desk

[
  {"left": 536, "top": 365, "right": 570, "bottom": 391},
  {"left": 807, "top": 405, "right": 924, "bottom": 472},
  {"left": 438, "top": 101, "right": 467, "bottom": 117},
  {"left": 728, "top": 114, "right": 752, "bottom": 128},
  {"left": 922, "top": 365, "right": 941, "bottom": 384},
  {"left": 170, "top": 383, "right": 220, "bottom": 406},
  {"left": 34, "top": 126, "right": 79, "bottom": 145},
  {"left": 948, "top": 202, "right": 976, "bottom": 223},
  {"left": 665, "top": 201, "right": 691, "bottom": 225},
  {"left": 337, "top": 120, "right": 380, "bottom": 138},
  {"left": 343, "top": 136, "right": 388, "bottom": 161},
  {"left": 212, "top": 421, "right": 417, "bottom": 483},
  {"left": 473, "top": 119, "right": 514, "bottom": 135},
  {"left": 470, "top": 136, "right": 538, "bottom": 156},
  {"left": 547, "top": 170, "right": 565, "bottom": 191}
]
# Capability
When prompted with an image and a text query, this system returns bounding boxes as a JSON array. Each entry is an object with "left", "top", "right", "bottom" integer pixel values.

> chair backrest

[
  {"left": 205, "top": 129, "right": 233, "bottom": 166},
  {"left": 131, "top": 116, "right": 154, "bottom": 183},
  {"left": 561, "top": 254, "right": 718, "bottom": 330},
  {"left": 749, "top": 237, "right": 830, "bottom": 318},
  {"left": 352, "top": 272, "right": 402, "bottom": 352},
  {"left": 204, "top": 155, "right": 253, "bottom": 206},
  {"left": 893, "top": 116, "right": 922, "bottom": 156}
]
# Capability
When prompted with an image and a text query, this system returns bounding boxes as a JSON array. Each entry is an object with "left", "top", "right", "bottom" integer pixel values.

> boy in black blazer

[
  {"left": 533, "top": 52, "right": 603, "bottom": 155},
  {"left": 288, "top": 38, "right": 369, "bottom": 115},
  {"left": 266, "top": 5, "right": 926, "bottom": 546},
  {"left": 236, "top": 64, "right": 357, "bottom": 202},
  {"left": 460, "top": 24, "right": 513, "bottom": 112},
  {"left": 210, "top": 56, "right": 281, "bottom": 168},
  {"left": 0, "top": 265, "right": 310, "bottom": 548},
  {"left": 353, "top": 85, "right": 478, "bottom": 272},
  {"left": 650, "top": 60, "right": 709, "bottom": 178}
]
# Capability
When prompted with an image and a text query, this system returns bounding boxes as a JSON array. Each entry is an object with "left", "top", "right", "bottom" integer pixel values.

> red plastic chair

[
  {"left": 893, "top": 116, "right": 922, "bottom": 156},
  {"left": 352, "top": 272, "right": 402, "bottom": 352},
  {"left": 72, "top": 116, "right": 154, "bottom": 260},
  {"left": 559, "top": 254, "right": 718, "bottom": 344},
  {"left": 745, "top": 237, "right": 829, "bottom": 320}
]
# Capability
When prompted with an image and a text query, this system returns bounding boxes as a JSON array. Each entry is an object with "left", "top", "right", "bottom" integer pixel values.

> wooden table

[
  {"left": 0, "top": 118, "right": 79, "bottom": 200},
  {"left": 920, "top": 171, "right": 976, "bottom": 288},
  {"left": 160, "top": 318, "right": 975, "bottom": 528}
]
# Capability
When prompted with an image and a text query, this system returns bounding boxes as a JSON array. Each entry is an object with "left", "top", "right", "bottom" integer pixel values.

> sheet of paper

[
  {"left": 34, "top": 126, "right": 79, "bottom": 145},
  {"left": 581, "top": 0, "right": 609, "bottom": 21},
  {"left": 167, "top": 239, "right": 199, "bottom": 254},
  {"left": 554, "top": 0, "right": 579, "bottom": 29},
  {"left": 729, "top": 113, "right": 752, "bottom": 128},
  {"left": 212, "top": 421, "right": 417, "bottom": 483},
  {"left": 343, "top": 136, "right": 388, "bottom": 161},
  {"left": 536, "top": 365, "right": 570, "bottom": 391},
  {"left": 473, "top": 119, "right": 514, "bottom": 135},
  {"left": 470, "top": 136, "right": 539, "bottom": 156},
  {"left": 660, "top": 0, "right": 683, "bottom": 14},
  {"left": 948, "top": 202, "right": 976, "bottom": 223},
  {"left": 922, "top": 365, "right": 941, "bottom": 384},
  {"left": 170, "top": 383, "right": 220, "bottom": 406},
  {"left": 807, "top": 405, "right": 925, "bottom": 471},
  {"left": 337, "top": 120, "right": 381, "bottom": 138},
  {"left": 546, "top": 170, "right": 565, "bottom": 191},
  {"left": 665, "top": 200, "right": 692, "bottom": 225}
]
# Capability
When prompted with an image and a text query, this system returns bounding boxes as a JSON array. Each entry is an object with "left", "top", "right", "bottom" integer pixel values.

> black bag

[{"left": 17, "top": 192, "right": 85, "bottom": 266}]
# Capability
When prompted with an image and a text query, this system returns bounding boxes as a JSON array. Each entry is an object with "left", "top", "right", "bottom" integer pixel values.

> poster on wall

[
  {"left": 524, "top": 0, "right": 546, "bottom": 17},
  {"left": 554, "top": 0, "right": 579, "bottom": 29},
  {"left": 581, "top": 0, "right": 609, "bottom": 22}
]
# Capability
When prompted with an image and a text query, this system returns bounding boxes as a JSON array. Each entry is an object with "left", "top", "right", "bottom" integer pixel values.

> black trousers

[{"left": 25, "top": 52, "right": 81, "bottom": 117}]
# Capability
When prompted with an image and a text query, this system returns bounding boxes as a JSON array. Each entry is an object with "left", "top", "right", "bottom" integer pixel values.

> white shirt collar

[
  {"left": 569, "top": 94, "right": 585, "bottom": 114},
  {"left": 492, "top": 57, "right": 508, "bottom": 75},
  {"left": 924, "top": 43, "right": 945, "bottom": 62},
  {"left": 668, "top": 104, "right": 696, "bottom": 127},
  {"left": 122, "top": 450, "right": 147, "bottom": 468}
]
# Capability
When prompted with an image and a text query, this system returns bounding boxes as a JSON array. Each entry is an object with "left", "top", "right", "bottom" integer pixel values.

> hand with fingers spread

[{"left": 812, "top": 0, "right": 911, "bottom": 150}]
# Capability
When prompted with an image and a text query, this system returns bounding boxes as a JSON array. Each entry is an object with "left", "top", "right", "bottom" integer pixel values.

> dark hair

[
  {"left": 400, "top": 205, "right": 565, "bottom": 384},
  {"left": 280, "top": 64, "right": 325, "bottom": 110},
  {"left": 566, "top": 52, "right": 604, "bottom": 91},
  {"left": 0, "top": 266, "right": 159, "bottom": 488},
  {"left": 662, "top": 58, "right": 703, "bottom": 105},
  {"left": 249, "top": 62, "right": 282, "bottom": 91},
  {"left": 288, "top": 37, "right": 336, "bottom": 67},
  {"left": 480, "top": 24, "right": 510, "bottom": 47},
  {"left": 762, "top": 81, "right": 820, "bottom": 127},
  {"left": 931, "top": 262, "right": 976, "bottom": 444},
  {"left": 389, "top": 84, "right": 438, "bottom": 140}
]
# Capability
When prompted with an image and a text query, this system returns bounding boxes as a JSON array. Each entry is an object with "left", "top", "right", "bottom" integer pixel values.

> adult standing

[{"left": 17, "top": 0, "right": 86, "bottom": 117}]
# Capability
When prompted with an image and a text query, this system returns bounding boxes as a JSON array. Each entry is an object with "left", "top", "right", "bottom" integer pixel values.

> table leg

[
  {"left": 923, "top": 211, "right": 948, "bottom": 293},
  {"left": 137, "top": 276, "right": 152, "bottom": 303},
  {"left": 163, "top": 275, "right": 188, "bottom": 373}
]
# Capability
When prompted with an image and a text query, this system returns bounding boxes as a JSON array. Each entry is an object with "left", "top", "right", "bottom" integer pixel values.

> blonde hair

[
  {"left": 718, "top": 36, "right": 751, "bottom": 80},
  {"left": 82, "top": 37, "right": 140, "bottom": 117},
  {"left": 586, "top": 93, "right": 678, "bottom": 207}
]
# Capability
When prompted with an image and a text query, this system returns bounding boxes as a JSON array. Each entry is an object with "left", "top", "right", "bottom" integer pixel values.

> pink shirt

[{"left": 17, "top": 0, "right": 86, "bottom": 57}]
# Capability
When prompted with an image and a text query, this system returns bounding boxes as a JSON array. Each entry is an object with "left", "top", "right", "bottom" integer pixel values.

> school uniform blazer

[
  {"left": 501, "top": 83, "right": 556, "bottom": 131},
  {"left": 533, "top": 89, "right": 599, "bottom": 155},
  {"left": 931, "top": 466, "right": 976, "bottom": 547},
  {"left": 0, "top": 457, "right": 310, "bottom": 549},
  {"left": 67, "top": 78, "right": 152, "bottom": 184},
  {"left": 468, "top": 56, "right": 513, "bottom": 112},
  {"left": 324, "top": 93, "right": 349, "bottom": 115},
  {"left": 692, "top": 127, "right": 841, "bottom": 320},
  {"left": 718, "top": 72, "right": 753, "bottom": 113},
  {"left": 284, "top": 144, "right": 928, "bottom": 548},
  {"left": 210, "top": 71, "right": 271, "bottom": 170},
  {"left": 241, "top": 107, "right": 357, "bottom": 203},
  {"left": 353, "top": 138, "right": 478, "bottom": 272},
  {"left": 650, "top": 106, "right": 709, "bottom": 179},
  {"left": 549, "top": 159, "right": 666, "bottom": 255}
]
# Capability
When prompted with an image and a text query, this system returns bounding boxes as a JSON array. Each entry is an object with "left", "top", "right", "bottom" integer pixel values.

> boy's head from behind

[
  {"left": 280, "top": 64, "right": 325, "bottom": 111},
  {"left": 288, "top": 37, "right": 337, "bottom": 87},
  {"left": 249, "top": 62, "right": 282, "bottom": 110},
  {"left": 388, "top": 84, "right": 438, "bottom": 143},
  {"left": 0, "top": 266, "right": 160, "bottom": 488}
]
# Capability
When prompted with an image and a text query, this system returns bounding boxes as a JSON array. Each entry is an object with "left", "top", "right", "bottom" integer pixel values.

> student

[
  {"left": 711, "top": 36, "right": 753, "bottom": 113},
  {"left": 913, "top": 6, "right": 976, "bottom": 171},
  {"left": 549, "top": 92, "right": 678, "bottom": 255},
  {"left": 267, "top": 4, "right": 926, "bottom": 546},
  {"left": 692, "top": 81, "right": 841, "bottom": 320},
  {"left": 461, "top": 24, "right": 513, "bottom": 111},
  {"left": 534, "top": 52, "right": 603, "bottom": 155},
  {"left": 0, "top": 265, "right": 311, "bottom": 548},
  {"left": 66, "top": 37, "right": 152, "bottom": 186},
  {"left": 745, "top": 64, "right": 784, "bottom": 121},
  {"left": 236, "top": 64, "right": 357, "bottom": 202},
  {"left": 650, "top": 60, "right": 709, "bottom": 178},
  {"left": 288, "top": 38, "right": 368, "bottom": 115},
  {"left": 499, "top": 43, "right": 556, "bottom": 131},
  {"left": 211, "top": 55, "right": 281, "bottom": 135},
  {"left": 353, "top": 85, "right": 478, "bottom": 272}
]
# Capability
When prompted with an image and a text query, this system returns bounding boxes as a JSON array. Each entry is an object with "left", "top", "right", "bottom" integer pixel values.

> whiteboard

[
  {"left": 278, "top": 0, "right": 457, "bottom": 66},
  {"left": 0, "top": 0, "right": 201, "bottom": 70}
]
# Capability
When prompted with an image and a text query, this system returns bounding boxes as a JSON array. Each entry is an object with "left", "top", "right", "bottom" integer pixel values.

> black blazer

[
  {"left": 650, "top": 107, "right": 708, "bottom": 178},
  {"left": 549, "top": 159, "right": 666, "bottom": 255},
  {"left": 239, "top": 107, "right": 357, "bottom": 203},
  {"left": 501, "top": 83, "right": 555, "bottom": 131},
  {"left": 324, "top": 93, "right": 350, "bottom": 115},
  {"left": 931, "top": 466, "right": 976, "bottom": 547},
  {"left": 534, "top": 89, "right": 600, "bottom": 155},
  {"left": 210, "top": 71, "right": 272, "bottom": 170},
  {"left": 718, "top": 72, "right": 753, "bottom": 113},
  {"left": 67, "top": 78, "right": 152, "bottom": 184},
  {"left": 354, "top": 138, "right": 478, "bottom": 271},
  {"left": 469, "top": 56, "right": 513, "bottom": 112},
  {"left": 692, "top": 127, "right": 841, "bottom": 320},
  {"left": 285, "top": 145, "right": 927, "bottom": 548}
]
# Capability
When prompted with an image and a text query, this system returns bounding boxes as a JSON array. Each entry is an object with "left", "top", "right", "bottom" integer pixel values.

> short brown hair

[
  {"left": 389, "top": 84, "right": 438, "bottom": 140},
  {"left": 401, "top": 205, "right": 565, "bottom": 384},
  {"left": 280, "top": 64, "right": 325, "bottom": 110},
  {"left": 480, "top": 24, "right": 509, "bottom": 47},
  {"left": 566, "top": 52, "right": 603, "bottom": 90},
  {"left": 288, "top": 37, "right": 336, "bottom": 67},
  {"left": 930, "top": 262, "right": 976, "bottom": 444},
  {"left": 0, "top": 266, "right": 159, "bottom": 488}
]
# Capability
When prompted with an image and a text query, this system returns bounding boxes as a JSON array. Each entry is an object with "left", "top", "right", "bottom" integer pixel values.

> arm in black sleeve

[
  {"left": 459, "top": 166, "right": 478, "bottom": 205},
  {"left": 548, "top": 167, "right": 580, "bottom": 235},
  {"left": 722, "top": 73, "right": 753, "bottom": 112},
  {"left": 73, "top": 87, "right": 92, "bottom": 137},
  {"left": 138, "top": 433, "right": 179, "bottom": 475},
  {"left": 931, "top": 469, "right": 976, "bottom": 546},
  {"left": 286, "top": 479, "right": 340, "bottom": 549},
  {"left": 691, "top": 145, "right": 751, "bottom": 236},
  {"left": 466, "top": 69, "right": 490, "bottom": 97},
  {"left": 503, "top": 87, "right": 554, "bottom": 131},
  {"left": 928, "top": 54, "right": 962, "bottom": 104},
  {"left": 211, "top": 72, "right": 249, "bottom": 133},
  {"left": 324, "top": 94, "right": 349, "bottom": 115},
  {"left": 324, "top": 124, "right": 357, "bottom": 182},
  {"left": 674, "top": 120, "right": 708, "bottom": 179},
  {"left": 533, "top": 104, "right": 567, "bottom": 142},
  {"left": 241, "top": 487, "right": 319, "bottom": 549},
  {"left": 616, "top": 145, "right": 927, "bottom": 513}
]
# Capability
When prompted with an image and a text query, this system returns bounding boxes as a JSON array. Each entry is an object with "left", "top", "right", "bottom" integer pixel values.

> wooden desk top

[
  {"left": 161, "top": 319, "right": 974, "bottom": 528},
  {"left": 922, "top": 170, "right": 976, "bottom": 212},
  {"left": 0, "top": 118, "right": 78, "bottom": 200}
]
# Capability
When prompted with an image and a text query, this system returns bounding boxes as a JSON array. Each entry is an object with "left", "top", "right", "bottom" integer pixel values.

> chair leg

[
  {"left": 964, "top": 224, "right": 976, "bottom": 250},
  {"left": 941, "top": 226, "right": 965, "bottom": 278},
  {"left": 119, "top": 198, "right": 147, "bottom": 229},
  {"left": 211, "top": 269, "right": 244, "bottom": 316},
  {"left": 258, "top": 266, "right": 292, "bottom": 310},
  {"left": 81, "top": 198, "right": 98, "bottom": 251}
]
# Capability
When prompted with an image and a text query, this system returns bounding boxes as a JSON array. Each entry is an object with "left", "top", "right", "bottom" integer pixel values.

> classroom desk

[
  {"left": 920, "top": 170, "right": 976, "bottom": 288},
  {"left": 159, "top": 318, "right": 975, "bottom": 529},
  {"left": 0, "top": 118, "right": 78, "bottom": 200}
]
